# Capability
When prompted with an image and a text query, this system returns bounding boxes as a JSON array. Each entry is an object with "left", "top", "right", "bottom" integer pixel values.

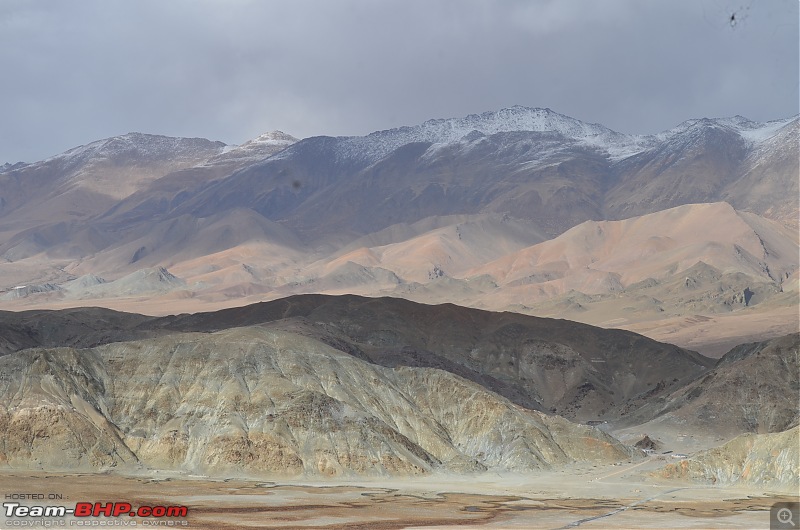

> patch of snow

[
  {"left": 246, "top": 131, "right": 297, "bottom": 146},
  {"left": 38, "top": 133, "right": 227, "bottom": 171},
  {"left": 1, "top": 162, "right": 28, "bottom": 173},
  {"left": 737, "top": 117, "right": 797, "bottom": 143},
  {"left": 204, "top": 131, "right": 298, "bottom": 166}
]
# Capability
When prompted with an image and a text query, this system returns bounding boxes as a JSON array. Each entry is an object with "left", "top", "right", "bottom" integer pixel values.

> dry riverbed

[{"left": 0, "top": 462, "right": 795, "bottom": 529}]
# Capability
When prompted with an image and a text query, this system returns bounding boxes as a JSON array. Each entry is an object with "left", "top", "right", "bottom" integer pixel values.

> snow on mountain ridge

[
  {"left": 265, "top": 107, "right": 797, "bottom": 168},
  {"left": 346, "top": 107, "right": 795, "bottom": 165},
  {"left": 11, "top": 110, "right": 796, "bottom": 171},
  {"left": 369, "top": 105, "right": 631, "bottom": 147},
  {"left": 736, "top": 116, "right": 798, "bottom": 144},
  {"left": 207, "top": 131, "right": 299, "bottom": 165},
  {"left": 656, "top": 115, "right": 798, "bottom": 146},
  {"left": 321, "top": 106, "right": 646, "bottom": 165},
  {"left": 44, "top": 133, "right": 227, "bottom": 170},
  {"left": 9, "top": 133, "right": 232, "bottom": 201},
  {"left": 0, "top": 162, "right": 27, "bottom": 173},
  {"left": 390, "top": 106, "right": 620, "bottom": 141},
  {"left": 246, "top": 130, "right": 298, "bottom": 145}
]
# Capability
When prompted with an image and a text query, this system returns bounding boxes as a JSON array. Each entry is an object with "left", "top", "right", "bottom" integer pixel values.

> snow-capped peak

[
  {"left": 326, "top": 106, "right": 647, "bottom": 164},
  {"left": 242, "top": 130, "right": 298, "bottom": 147},
  {"left": 207, "top": 131, "right": 299, "bottom": 165},
  {"left": 43, "top": 133, "right": 226, "bottom": 168},
  {"left": 656, "top": 115, "right": 798, "bottom": 146},
  {"left": 370, "top": 106, "right": 626, "bottom": 144}
]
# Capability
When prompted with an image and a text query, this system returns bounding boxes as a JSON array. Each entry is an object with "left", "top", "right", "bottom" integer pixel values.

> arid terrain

[
  {"left": 0, "top": 299, "right": 797, "bottom": 529},
  {"left": 0, "top": 107, "right": 797, "bottom": 529},
  {"left": 0, "top": 465, "right": 796, "bottom": 529}
]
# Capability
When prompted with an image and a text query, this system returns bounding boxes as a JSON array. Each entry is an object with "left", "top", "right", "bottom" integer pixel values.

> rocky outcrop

[
  {"left": 0, "top": 347, "right": 138, "bottom": 470},
  {"left": 0, "top": 326, "right": 635, "bottom": 476},
  {"left": 659, "top": 427, "right": 799, "bottom": 491},
  {"left": 634, "top": 435, "right": 660, "bottom": 451}
]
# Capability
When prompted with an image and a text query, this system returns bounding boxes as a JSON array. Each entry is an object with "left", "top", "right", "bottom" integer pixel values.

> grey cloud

[{"left": 0, "top": 0, "right": 797, "bottom": 163}]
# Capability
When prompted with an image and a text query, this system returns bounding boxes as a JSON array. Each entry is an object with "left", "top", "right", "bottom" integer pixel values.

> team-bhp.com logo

[{"left": 4, "top": 502, "right": 189, "bottom": 526}]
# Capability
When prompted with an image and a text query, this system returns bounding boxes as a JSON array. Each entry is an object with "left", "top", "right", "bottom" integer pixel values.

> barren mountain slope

[
  {"left": 123, "top": 295, "right": 717, "bottom": 422},
  {"left": 301, "top": 214, "right": 547, "bottom": 285},
  {"left": 605, "top": 116, "right": 798, "bottom": 226},
  {"left": 0, "top": 134, "right": 226, "bottom": 222},
  {"left": 619, "top": 333, "right": 800, "bottom": 438},
  {"left": 0, "top": 131, "right": 297, "bottom": 279},
  {"left": 0, "top": 326, "right": 634, "bottom": 476},
  {"left": 466, "top": 202, "right": 796, "bottom": 294},
  {"left": 453, "top": 203, "right": 799, "bottom": 354},
  {"left": 0, "top": 295, "right": 715, "bottom": 423},
  {"left": 97, "top": 131, "right": 298, "bottom": 228},
  {"left": 0, "top": 134, "right": 227, "bottom": 265},
  {"left": 723, "top": 118, "right": 800, "bottom": 228},
  {"left": 68, "top": 208, "right": 309, "bottom": 279}
]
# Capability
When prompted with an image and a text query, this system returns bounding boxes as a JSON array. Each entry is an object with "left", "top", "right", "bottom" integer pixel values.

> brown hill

[
  {"left": 466, "top": 202, "right": 796, "bottom": 297},
  {"left": 456, "top": 203, "right": 798, "bottom": 355},
  {"left": 0, "top": 204, "right": 795, "bottom": 358}
]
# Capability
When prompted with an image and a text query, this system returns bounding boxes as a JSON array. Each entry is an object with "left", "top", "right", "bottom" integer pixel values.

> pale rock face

[
  {"left": 0, "top": 326, "right": 634, "bottom": 476},
  {"left": 659, "top": 426, "right": 800, "bottom": 491},
  {"left": 0, "top": 347, "right": 137, "bottom": 470}
]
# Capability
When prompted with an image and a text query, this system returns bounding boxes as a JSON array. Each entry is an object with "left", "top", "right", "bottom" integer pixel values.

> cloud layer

[{"left": 1, "top": 0, "right": 797, "bottom": 163}]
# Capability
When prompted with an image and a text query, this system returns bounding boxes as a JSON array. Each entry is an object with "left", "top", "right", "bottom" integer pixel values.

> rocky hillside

[
  {"left": 0, "top": 306, "right": 153, "bottom": 357},
  {"left": 0, "top": 326, "right": 634, "bottom": 476},
  {"left": 0, "top": 295, "right": 715, "bottom": 422},
  {"left": 660, "top": 426, "right": 799, "bottom": 492},
  {"left": 619, "top": 333, "right": 800, "bottom": 436}
]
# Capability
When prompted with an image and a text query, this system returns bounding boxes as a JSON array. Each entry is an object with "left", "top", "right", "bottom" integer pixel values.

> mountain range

[
  {"left": 0, "top": 106, "right": 798, "bottom": 491},
  {"left": 2, "top": 296, "right": 796, "bottom": 479},
  {"left": 0, "top": 106, "right": 797, "bottom": 356}
]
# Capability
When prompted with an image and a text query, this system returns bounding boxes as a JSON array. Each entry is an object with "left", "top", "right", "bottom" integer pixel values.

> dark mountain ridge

[{"left": 0, "top": 294, "right": 714, "bottom": 423}]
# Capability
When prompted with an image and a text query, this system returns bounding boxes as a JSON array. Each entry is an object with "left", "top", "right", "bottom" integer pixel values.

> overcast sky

[{"left": 1, "top": 0, "right": 797, "bottom": 163}]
